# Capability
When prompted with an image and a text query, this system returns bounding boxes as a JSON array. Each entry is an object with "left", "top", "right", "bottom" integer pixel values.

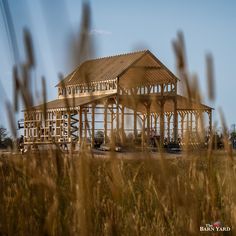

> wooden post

[
  {"left": 24, "top": 112, "right": 27, "bottom": 142},
  {"left": 110, "top": 103, "right": 114, "bottom": 145},
  {"left": 187, "top": 112, "right": 189, "bottom": 132},
  {"left": 190, "top": 112, "right": 193, "bottom": 134},
  {"left": 28, "top": 113, "right": 30, "bottom": 141},
  {"left": 39, "top": 112, "right": 42, "bottom": 142},
  {"left": 208, "top": 109, "right": 212, "bottom": 135},
  {"left": 160, "top": 84, "right": 165, "bottom": 146},
  {"left": 195, "top": 112, "right": 199, "bottom": 133},
  {"left": 116, "top": 95, "right": 119, "bottom": 132},
  {"left": 181, "top": 113, "right": 185, "bottom": 139},
  {"left": 167, "top": 113, "right": 171, "bottom": 142},
  {"left": 141, "top": 114, "right": 145, "bottom": 149},
  {"left": 186, "top": 112, "right": 190, "bottom": 144},
  {"left": 91, "top": 103, "right": 95, "bottom": 148},
  {"left": 173, "top": 98, "right": 178, "bottom": 143},
  {"left": 121, "top": 105, "right": 125, "bottom": 143},
  {"left": 79, "top": 106, "right": 83, "bottom": 145},
  {"left": 111, "top": 103, "right": 114, "bottom": 133},
  {"left": 104, "top": 101, "right": 108, "bottom": 144},
  {"left": 116, "top": 80, "right": 120, "bottom": 135},
  {"left": 160, "top": 99, "right": 165, "bottom": 146},
  {"left": 150, "top": 113, "right": 153, "bottom": 131},
  {"left": 55, "top": 111, "right": 58, "bottom": 142},
  {"left": 154, "top": 113, "right": 158, "bottom": 134},
  {"left": 84, "top": 107, "right": 87, "bottom": 141},
  {"left": 68, "top": 111, "right": 71, "bottom": 142},
  {"left": 134, "top": 104, "right": 137, "bottom": 138},
  {"left": 146, "top": 103, "right": 151, "bottom": 140}
]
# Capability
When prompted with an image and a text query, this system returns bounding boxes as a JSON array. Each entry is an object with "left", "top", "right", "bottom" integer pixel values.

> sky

[{"left": 0, "top": 0, "right": 236, "bottom": 134}]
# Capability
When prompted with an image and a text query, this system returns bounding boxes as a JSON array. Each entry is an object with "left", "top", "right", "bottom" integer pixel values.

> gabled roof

[{"left": 56, "top": 50, "right": 178, "bottom": 87}]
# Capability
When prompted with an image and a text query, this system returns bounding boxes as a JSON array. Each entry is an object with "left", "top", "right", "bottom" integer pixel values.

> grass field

[{"left": 0, "top": 148, "right": 236, "bottom": 236}]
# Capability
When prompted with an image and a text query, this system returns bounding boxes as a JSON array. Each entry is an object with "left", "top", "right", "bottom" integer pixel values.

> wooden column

[
  {"left": 154, "top": 114, "right": 158, "bottom": 134},
  {"left": 84, "top": 107, "right": 87, "bottom": 141},
  {"left": 141, "top": 114, "right": 145, "bottom": 149},
  {"left": 116, "top": 81, "right": 120, "bottom": 135},
  {"left": 195, "top": 112, "right": 199, "bottom": 133},
  {"left": 150, "top": 113, "right": 153, "bottom": 131},
  {"left": 79, "top": 106, "right": 83, "bottom": 145},
  {"left": 116, "top": 96, "right": 120, "bottom": 132},
  {"left": 208, "top": 109, "right": 212, "bottom": 135},
  {"left": 39, "top": 112, "right": 42, "bottom": 142},
  {"left": 57, "top": 112, "right": 61, "bottom": 143},
  {"left": 24, "top": 112, "right": 26, "bottom": 142},
  {"left": 104, "top": 101, "right": 108, "bottom": 144},
  {"left": 167, "top": 113, "right": 171, "bottom": 142},
  {"left": 190, "top": 112, "right": 193, "bottom": 134},
  {"left": 146, "top": 103, "right": 151, "bottom": 140},
  {"left": 173, "top": 98, "right": 178, "bottom": 143},
  {"left": 181, "top": 113, "right": 185, "bottom": 139},
  {"left": 187, "top": 112, "right": 189, "bottom": 132},
  {"left": 55, "top": 111, "right": 58, "bottom": 142},
  {"left": 68, "top": 111, "right": 71, "bottom": 142},
  {"left": 111, "top": 104, "right": 114, "bottom": 133},
  {"left": 29, "top": 113, "right": 32, "bottom": 140},
  {"left": 160, "top": 99, "right": 165, "bottom": 146},
  {"left": 134, "top": 104, "right": 137, "bottom": 138},
  {"left": 91, "top": 103, "right": 95, "bottom": 148},
  {"left": 25, "top": 113, "right": 28, "bottom": 142},
  {"left": 121, "top": 105, "right": 125, "bottom": 143}
]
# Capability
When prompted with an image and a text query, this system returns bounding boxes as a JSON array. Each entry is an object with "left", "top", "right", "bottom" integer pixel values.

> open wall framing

[{"left": 24, "top": 50, "right": 212, "bottom": 147}]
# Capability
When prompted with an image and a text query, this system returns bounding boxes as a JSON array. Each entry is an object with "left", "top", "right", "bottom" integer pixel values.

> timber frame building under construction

[{"left": 24, "top": 50, "right": 212, "bottom": 147}]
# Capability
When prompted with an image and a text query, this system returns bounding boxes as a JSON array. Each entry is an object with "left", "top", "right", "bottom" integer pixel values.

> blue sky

[{"left": 0, "top": 0, "right": 236, "bottom": 133}]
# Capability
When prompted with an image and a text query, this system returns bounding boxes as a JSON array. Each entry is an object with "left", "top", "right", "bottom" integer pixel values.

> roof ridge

[{"left": 85, "top": 49, "right": 148, "bottom": 62}]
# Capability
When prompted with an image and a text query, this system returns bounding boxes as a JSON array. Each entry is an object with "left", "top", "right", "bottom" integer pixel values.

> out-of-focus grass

[{"left": 0, "top": 150, "right": 236, "bottom": 236}]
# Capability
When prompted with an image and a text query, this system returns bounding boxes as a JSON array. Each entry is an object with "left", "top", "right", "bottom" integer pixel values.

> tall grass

[
  {"left": 1, "top": 2, "right": 236, "bottom": 236},
  {"left": 1, "top": 150, "right": 236, "bottom": 235}
]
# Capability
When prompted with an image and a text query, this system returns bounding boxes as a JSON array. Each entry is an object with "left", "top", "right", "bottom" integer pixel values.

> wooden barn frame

[{"left": 23, "top": 50, "right": 212, "bottom": 147}]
